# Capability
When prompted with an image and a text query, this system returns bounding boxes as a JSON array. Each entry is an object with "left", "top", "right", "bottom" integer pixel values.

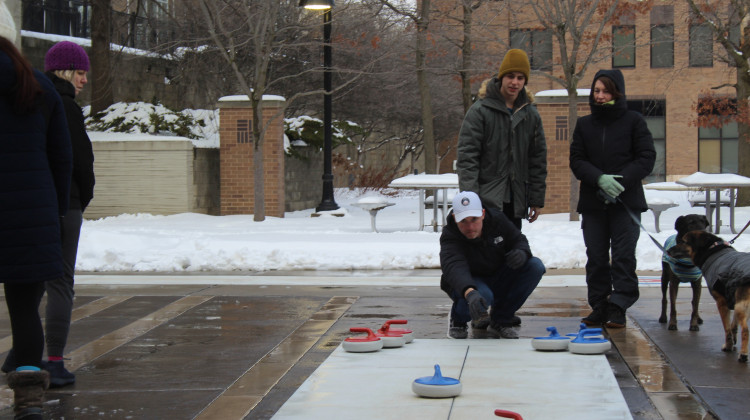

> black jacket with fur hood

[
  {"left": 439, "top": 207, "right": 532, "bottom": 299},
  {"left": 570, "top": 69, "right": 656, "bottom": 213}
]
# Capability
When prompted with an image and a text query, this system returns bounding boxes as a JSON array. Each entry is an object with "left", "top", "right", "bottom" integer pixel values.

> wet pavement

[{"left": 0, "top": 269, "right": 746, "bottom": 419}]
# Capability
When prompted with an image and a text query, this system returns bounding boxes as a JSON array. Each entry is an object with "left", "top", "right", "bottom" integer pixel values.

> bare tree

[
  {"left": 90, "top": 0, "right": 113, "bottom": 114},
  {"left": 197, "top": 0, "right": 295, "bottom": 221},
  {"left": 378, "top": 0, "right": 439, "bottom": 174},
  {"left": 685, "top": 0, "right": 750, "bottom": 205}
]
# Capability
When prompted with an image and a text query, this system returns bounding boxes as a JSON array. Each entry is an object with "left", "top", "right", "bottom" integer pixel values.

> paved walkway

[{"left": 0, "top": 270, "right": 746, "bottom": 419}]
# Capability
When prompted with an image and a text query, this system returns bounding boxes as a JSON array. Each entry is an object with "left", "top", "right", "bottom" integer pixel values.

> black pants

[
  {"left": 4, "top": 282, "right": 45, "bottom": 368},
  {"left": 581, "top": 205, "right": 641, "bottom": 311},
  {"left": 44, "top": 208, "right": 82, "bottom": 357}
]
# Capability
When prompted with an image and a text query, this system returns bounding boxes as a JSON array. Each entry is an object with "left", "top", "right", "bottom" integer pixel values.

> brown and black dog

[
  {"left": 672, "top": 230, "right": 750, "bottom": 362},
  {"left": 659, "top": 214, "right": 709, "bottom": 331}
]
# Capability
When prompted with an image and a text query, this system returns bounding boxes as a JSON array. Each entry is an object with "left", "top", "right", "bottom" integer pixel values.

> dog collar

[{"left": 708, "top": 240, "right": 730, "bottom": 250}]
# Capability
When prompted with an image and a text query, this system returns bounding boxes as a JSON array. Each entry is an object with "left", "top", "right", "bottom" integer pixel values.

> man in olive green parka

[{"left": 456, "top": 49, "right": 547, "bottom": 229}]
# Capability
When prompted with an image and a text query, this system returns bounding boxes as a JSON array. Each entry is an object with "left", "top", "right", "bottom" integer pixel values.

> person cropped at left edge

[
  {"left": 440, "top": 191, "right": 545, "bottom": 339},
  {"left": 0, "top": 1, "right": 73, "bottom": 417}
]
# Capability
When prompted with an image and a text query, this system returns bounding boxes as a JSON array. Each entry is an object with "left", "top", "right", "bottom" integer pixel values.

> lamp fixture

[{"left": 299, "top": 0, "right": 334, "bottom": 10}]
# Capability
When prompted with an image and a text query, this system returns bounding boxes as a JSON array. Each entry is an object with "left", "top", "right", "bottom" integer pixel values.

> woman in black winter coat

[
  {"left": 0, "top": 18, "right": 72, "bottom": 418},
  {"left": 570, "top": 69, "right": 656, "bottom": 329},
  {"left": 40, "top": 41, "right": 95, "bottom": 387}
]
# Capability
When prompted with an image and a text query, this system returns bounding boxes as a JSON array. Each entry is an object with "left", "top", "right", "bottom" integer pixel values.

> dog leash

[
  {"left": 729, "top": 219, "right": 750, "bottom": 244},
  {"left": 611, "top": 196, "right": 670, "bottom": 254}
]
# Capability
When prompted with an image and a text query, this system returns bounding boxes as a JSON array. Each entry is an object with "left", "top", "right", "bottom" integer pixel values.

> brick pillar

[
  {"left": 218, "top": 96, "right": 286, "bottom": 217},
  {"left": 535, "top": 93, "right": 590, "bottom": 214}
]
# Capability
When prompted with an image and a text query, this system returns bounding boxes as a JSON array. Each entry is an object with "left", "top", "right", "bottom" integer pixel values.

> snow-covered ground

[{"left": 76, "top": 184, "right": 750, "bottom": 273}]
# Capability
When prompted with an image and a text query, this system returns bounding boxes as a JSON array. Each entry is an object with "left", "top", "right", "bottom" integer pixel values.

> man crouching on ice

[{"left": 440, "top": 191, "right": 545, "bottom": 339}]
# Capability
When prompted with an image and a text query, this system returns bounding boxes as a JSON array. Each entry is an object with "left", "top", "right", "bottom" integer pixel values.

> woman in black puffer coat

[
  {"left": 0, "top": 16, "right": 72, "bottom": 418},
  {"left": 570, "top": 69, "right": 656, "bottom": 329}
]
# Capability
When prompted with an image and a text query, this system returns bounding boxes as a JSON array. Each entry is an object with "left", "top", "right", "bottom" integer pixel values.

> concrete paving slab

[{"left": 0, "top": 271, "right": 742, "bottom": 419}]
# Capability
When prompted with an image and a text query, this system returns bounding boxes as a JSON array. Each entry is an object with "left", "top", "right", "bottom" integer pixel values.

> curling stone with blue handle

[
  {"left": 568, "top": 328, "right": 611, "bottom": 354},
  {"left": 379, "top": 319, "right": 413, "bottom": 343},
  {"left": 567, "top": 323, "right": 603, "bottom": 340},
  {"left": 412, "top": 364, "right": 462, "bottom": 398},
  {"left": 531, "top": 326, "right": 570, "bottom": 351},
  {"left": 342, "top": 327, "right": 383, "bottom": 353}
]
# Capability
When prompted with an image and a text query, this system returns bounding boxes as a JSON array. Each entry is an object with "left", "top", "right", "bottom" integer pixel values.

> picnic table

[
  {"left": 388, "top": 173, "right": 458, "bottom": 231},
  {"left": 676, "top": 172, "right": 750, "bottom": 234}
]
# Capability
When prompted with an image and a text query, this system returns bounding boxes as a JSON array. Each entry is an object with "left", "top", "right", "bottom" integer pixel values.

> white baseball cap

[{"left": 452, "top": 191, "right": 483, "bottom": 222}]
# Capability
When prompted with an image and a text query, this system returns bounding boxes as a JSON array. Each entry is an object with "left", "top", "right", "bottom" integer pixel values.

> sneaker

[
  {"left": 43, "top": 360, "right": 76, "bottom": 388},
  {"left": 447, "top": 321, "right": 468, "bottom": 339},
  {"left": 605, "top": 303, "right": 626, "bottom": 329},
  {"left": 471, "top": 314, "right": 490, "bottom": 330},
  {"left": 487, "top": 322, "right": 519, "bottom": 339},
  {"left": 582, "top": 305, "right": 607, "bottom": 326}
]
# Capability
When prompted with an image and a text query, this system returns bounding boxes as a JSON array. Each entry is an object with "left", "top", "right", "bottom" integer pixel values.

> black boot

[
  {"left": 582, "top": 303, "right": 607, "bottom": 326},
  {"left": 6, "top": 369, "right": 49, "bottom": 420},
  {"left": 605, "top": 303, "right": 626, "bottom": 328}
]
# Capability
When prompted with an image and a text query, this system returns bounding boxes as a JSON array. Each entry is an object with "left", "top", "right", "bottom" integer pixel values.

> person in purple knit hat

[{"left": 42, "top": 40, "right": 96, "bottom": 387}]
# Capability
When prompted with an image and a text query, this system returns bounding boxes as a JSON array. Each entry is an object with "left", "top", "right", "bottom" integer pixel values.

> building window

[
  {"left": 651, "top": 25, "right": 674, "bottom": 68},
  {"left": 699, "top": 122, "right": 738, "bottom": 173},
  {"left": 650, "top": 5, "right": 674, "bottom": 68},
  {"left": 689, "top": 23, "right": 713, "bottom": 67},
  {"left": 613, "top": 26, "right": 635, "bottom": 68},
  {"left": 510, "top": 29, "right": 552, "bottom": 71},
  {"left": 628, "top": 100, "right": 666, "bottom": 183}
]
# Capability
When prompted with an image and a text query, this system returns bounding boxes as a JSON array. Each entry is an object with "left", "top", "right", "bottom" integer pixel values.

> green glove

[{"left": 597, "top": 174, "right": 624, "bottom": 198}]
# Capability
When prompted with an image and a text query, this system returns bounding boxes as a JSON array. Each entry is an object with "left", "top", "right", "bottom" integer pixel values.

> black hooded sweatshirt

[{"left": 569, "top": 69, "right": 656, "bottom": 213}]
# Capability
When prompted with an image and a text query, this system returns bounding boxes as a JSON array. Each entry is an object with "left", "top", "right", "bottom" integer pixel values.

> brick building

[{"left": 433, "top": 0, "right": 739, "bottom": 213}]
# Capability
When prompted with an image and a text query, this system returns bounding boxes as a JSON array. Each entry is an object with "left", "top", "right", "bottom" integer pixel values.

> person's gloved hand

[
  {"left": 505, "top": 249, "right": 528, "bottom": 270},
  {"left": 597, "top": 174, "right": 624, "bottom": 198},
  {"left": 465, "top": 290, "right": 489, "bottom": 321}
]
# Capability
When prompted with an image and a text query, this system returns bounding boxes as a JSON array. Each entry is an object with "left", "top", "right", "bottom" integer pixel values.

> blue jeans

[{"left": 450, "top": 257, "right": 545, "bottom": 325}]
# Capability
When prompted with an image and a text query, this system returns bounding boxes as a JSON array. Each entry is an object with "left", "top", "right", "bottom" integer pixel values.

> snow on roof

[
  {"left": 218, "top": 94, "right": 287, "bottom": 102},
  {"left": 535, "top": 89, "right": 590, "bottom": 97}
]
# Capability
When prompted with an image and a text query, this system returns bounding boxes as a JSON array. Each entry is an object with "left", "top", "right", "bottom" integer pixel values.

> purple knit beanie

[{"left": 44, "top": 41, "right": 90, "bottom": 72}]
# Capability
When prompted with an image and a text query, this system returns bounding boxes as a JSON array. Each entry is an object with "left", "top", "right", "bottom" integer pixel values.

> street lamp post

[{"left": 300, "top": 0, "right": 339, "bottom": 212}]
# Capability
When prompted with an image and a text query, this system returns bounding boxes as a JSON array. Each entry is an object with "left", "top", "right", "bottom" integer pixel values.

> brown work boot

[{"left": 6, "top": 369, "right": 49, "bottom": 420}]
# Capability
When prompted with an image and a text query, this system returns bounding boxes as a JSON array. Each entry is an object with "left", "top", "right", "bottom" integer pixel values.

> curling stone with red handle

[
  {"left": 495, "top": 409, "right": 523, "bottom": 419},
  {"left": 379, "top": 319, "right": 413, "bottom": 343},
  {"left": 374, "top": 324, "right": 406, "bottom": 348},
  {"left": 531, "top": 326, "right": 570, "bottom": 351},
  {"left": 568, "top": 328, "right": 611, "bottom": 355},
  {"left": 412, "top": 364, "right": 462, "bottom": 398},
  {"left": 342, "top": 327, "right": 383, "bottom": 353}
]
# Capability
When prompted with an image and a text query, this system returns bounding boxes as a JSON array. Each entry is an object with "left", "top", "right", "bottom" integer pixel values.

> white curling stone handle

[{"left": 412, "top": 381, "right": 462, "bottom": 398}]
